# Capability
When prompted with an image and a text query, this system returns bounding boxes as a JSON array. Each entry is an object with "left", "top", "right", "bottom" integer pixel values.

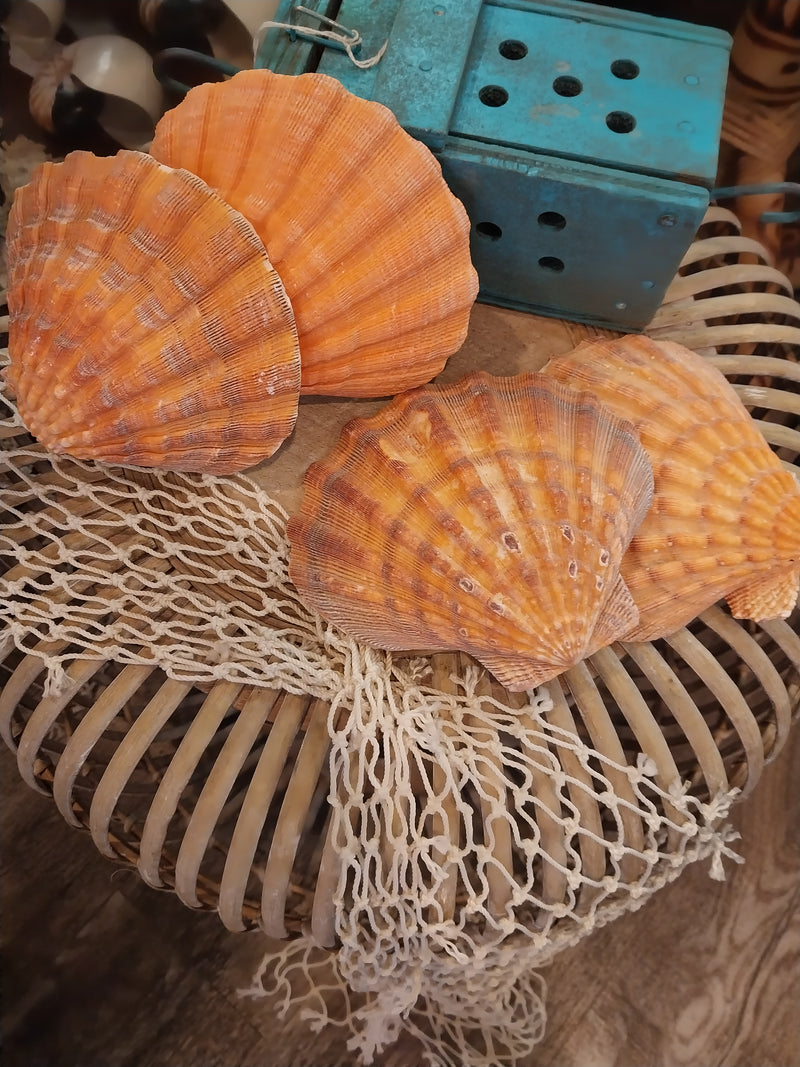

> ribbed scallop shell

[
  {"left": 150, "top": 69, "right": 478, "bottom": 397},
  {"left": 543, "top": 335, "right": 800, "bottom": 639},
  {"left": 287, "top": 372, "right": 654, "bottom": 691},
  {"left": 5, "top": 149, "right": 301, "bottom": 474}
]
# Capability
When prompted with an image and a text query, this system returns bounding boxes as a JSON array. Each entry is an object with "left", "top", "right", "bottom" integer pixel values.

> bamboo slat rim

[
  {"left": 217, "top": 691, "right": 311, "bottom": 931},
  {"left": 88, "top": 677, "right": 196, "bottom": 861},
  {"left": 661, "top": 630, "right": 768, "bottom": 798},
  {"left": 137, "top": 680, "right": 245, "bottom": 888},
  {"left": 620, "top": 641, "right": 730, "bottom": 798},
  {"left": 52, "top": 662, "right": 157, "bottom": 828}
]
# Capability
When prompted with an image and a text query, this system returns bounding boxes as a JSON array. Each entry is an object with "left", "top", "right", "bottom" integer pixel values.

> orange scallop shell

[
  {"left": 4, "top": 149, "right": 301, "bottom": 474},
  {"left": 543, "top": 335, "right": 800, "bottom": 639},
  {"left": 150, "top": 69, "right": 479, "bottom": 397},
  {"left": 287, "top": 372, "right": 654, "bottom": 691}
]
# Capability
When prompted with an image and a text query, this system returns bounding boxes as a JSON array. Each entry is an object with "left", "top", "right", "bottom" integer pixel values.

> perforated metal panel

[{"left": 257, "top": 0, "right": 731, "bottom": 330}]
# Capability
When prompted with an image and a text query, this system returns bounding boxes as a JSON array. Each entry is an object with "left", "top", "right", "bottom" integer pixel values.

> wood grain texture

[
  {"left": 2, "top": 727, "right": 798, "bottom": 1067},
  {"left": 531, "top": 726, "right": 800, "bottom": 1067}
]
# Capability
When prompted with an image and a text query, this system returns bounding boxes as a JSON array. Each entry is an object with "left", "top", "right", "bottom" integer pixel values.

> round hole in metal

[
  {"left": 476, "top": 222, "right": 502, "bottom": 241},
  {"left": 611, "top": 59, "right": 639, "bottom": 79},
  {"left": 606, "top": 110, "right": 636, "bottom": 133},
  {"left": 552, "top": 75, "right": 582, "bottom": 97},
  {"left": 479, "top": 84, "right": 509, "bottom": 107},
  {"left": 499, "top": 39, "right": 528, "bottom": 60},
  {"left": 538, "top": 256, "right": 564, "bottom": 272},
  {"left": 538, "top": 211, "right": 566, "bottom": 231}
]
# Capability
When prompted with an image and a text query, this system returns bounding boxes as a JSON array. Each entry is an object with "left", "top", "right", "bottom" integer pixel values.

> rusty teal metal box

[{"left": 257, "top": 1, "right": 731, "bottom": 331}]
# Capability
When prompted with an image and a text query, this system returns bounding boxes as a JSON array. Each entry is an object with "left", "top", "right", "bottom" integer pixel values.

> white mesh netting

[
  {"left": 1, "top": 436, "right": 351, "bottom": 698},
  {"left": 316, "top": 655, "right": 742, "bottom": 1065}
]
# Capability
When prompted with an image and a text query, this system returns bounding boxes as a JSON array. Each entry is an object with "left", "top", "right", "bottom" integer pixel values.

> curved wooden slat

[
  {"left": 706, "top": 355, "right": 800, "bottom": 383},
  {"left": 136, "top": 680, "right": 244, "bottom": 888},
  {"left": 470, "top": 672, "right": 518, "bottom": 918},
  {"left": 755, "top": 618, "right": 800, "bottom": 676},
  {"left": 620, "top": 641, "right": 729, "bottom": 799},
  {"left": 747, "top": 420, "right": 800, "bottom": 454},
  {"left": 662, "top": 629, "right": 767, "bottom": 797},
  {"left": 561, "top": 662, "right": 647, "bottom": 881},
  {"left": 541, "top": 682, "right": 609, "bottom": 915},
  {"left": 16, "top": 656, "right": 110, "bottom": 792},
  {"left": 650, "top": 291, "right": 799, "bottom": 330},
  {"left": 675, "top": 234, "right": 771, "bottom": 267},
  {"left": 260, "top": 698, "right": 331, "bottom": 939},
  {"left": 651, "top": 323, "right": 800, "bottom": 351},
  {"left": 88, "top": 677, "right": 196, "bottom": 858},
  {"left": 310, "top": 808, "right": 342, "bottom": 948},
  {"left": 0, "top": 642, "right": 69, "bottom": 750},
  {"left": 729, "top": 384, "right": 800, "bottom": 418},
  {"left": 422, "top": 654, "right": 464, "bottom": 924},
  {"left": 661, "top": 263, "right": 794, "bottom": 303},
  {"left": 589, "top": 647, "right": 684, "bottom": 827},
  {"left": 173, "top": 686, "right": 279, "bottom": 908},
  {"left": 512, "top": 693, "right": 571, "bottom": 916},
  {"left": 52, "top": 662, "right": 157, "bottom": 827},
  {"left": 217, "top": 691, "right": 310, "bottom": 932},
  {"left": 700, "top": 607, "right": 794, "bottom": 761}
]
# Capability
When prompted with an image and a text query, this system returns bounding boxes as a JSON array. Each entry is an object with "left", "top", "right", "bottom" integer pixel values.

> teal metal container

[{"left": 257, "top": 1, "right": 731, "bottom": 331}]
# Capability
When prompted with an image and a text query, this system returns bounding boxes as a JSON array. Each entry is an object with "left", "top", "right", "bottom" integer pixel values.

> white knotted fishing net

[
  {"left": 308, "top": 653, "right": 740, "bottom": 1066},
  {"left": 1, "top": 424, "right": 350, "bottom": 699}
]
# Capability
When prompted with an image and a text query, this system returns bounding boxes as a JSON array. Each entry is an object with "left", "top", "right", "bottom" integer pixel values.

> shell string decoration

[
  {"left": 543, "top": 335, "right": 800, "bottom": 640},
  {"left": 4, "top": 149, "right": 301, "bottom": 474},
  {"left": 149, "top": 68, "right": 479, "bottom": 397},
  {"left": 287, "top": 371, "right": 655, "bottom": 692}
]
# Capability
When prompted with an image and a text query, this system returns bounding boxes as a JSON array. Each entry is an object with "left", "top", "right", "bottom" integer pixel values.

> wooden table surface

[{"left": 2, "top": 723, "right": 797, "bottom": 1067}]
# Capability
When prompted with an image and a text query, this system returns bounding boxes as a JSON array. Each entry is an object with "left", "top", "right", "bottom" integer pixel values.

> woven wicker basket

[{"left": 1, "top": 207, "right": 799, "bottom": 951}]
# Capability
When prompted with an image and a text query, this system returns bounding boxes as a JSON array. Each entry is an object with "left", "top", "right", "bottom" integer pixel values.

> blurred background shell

[
  {"left": 287, "top": 371, "right": 654, "bottom": 691},
  {"left": 0, "top": 0, "right": 65, "bottom": 70},
  {"left": 5, "top": 149, "right": 301, "bottom": 473},
  {"left": 28, "top": 42, "right": 104, "bottom": 136},
  {"left": 150, "top": 69, "right": 479, "bottom": 398},
  {"left": 543, "top": 335, "right": 800, "bottom": 639},
  {"left": 27, "top": 35, "right": 164, "bottom": 149}
]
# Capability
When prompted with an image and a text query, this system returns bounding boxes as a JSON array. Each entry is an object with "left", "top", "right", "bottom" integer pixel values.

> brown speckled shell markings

[
  {"left": 4, "top": 149, "right": 301, "bottom": 473},
  {"left": 288, "top": 371, "right": 655, "bottom": 691},
  {"left": 543, "top": 335, "right": 800, "bottom": 639},
  {"left": 150, "top": 68, "right": 479, "bottom": 397}
]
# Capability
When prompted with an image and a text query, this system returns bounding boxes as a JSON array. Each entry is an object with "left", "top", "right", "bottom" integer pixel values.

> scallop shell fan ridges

[
  {"left": 150, "top": 69, "right": 479, "bottom": 397},
  {"left": 543, "top": 335, "right": 800, "bottom": 639},
  {"left": 288, "top": 371, "right": 655, "bottom": 691},
  {"left": 4, "top": 149, "right": 301, "bottom": 474}
]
